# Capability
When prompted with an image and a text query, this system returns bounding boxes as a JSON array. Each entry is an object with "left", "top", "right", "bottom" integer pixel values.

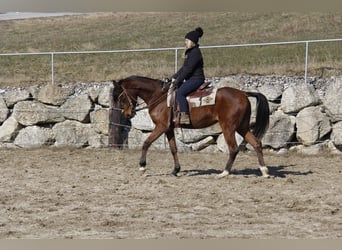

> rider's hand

[{"left": 171, "top": 78, "right": 177, "bottom": 88}]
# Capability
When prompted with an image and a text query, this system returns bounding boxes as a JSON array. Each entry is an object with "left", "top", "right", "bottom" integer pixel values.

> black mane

[{"left": 119, "top": 75, "right": 165, "bottom": 87}]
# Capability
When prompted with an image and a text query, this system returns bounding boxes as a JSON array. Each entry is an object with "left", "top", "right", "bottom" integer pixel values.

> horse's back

[
  {"left": 217, "top": 86, "right": 246, "bottom": 95},
  {"left": 216, "top": 87, "right": 250, "bottom": 106}
]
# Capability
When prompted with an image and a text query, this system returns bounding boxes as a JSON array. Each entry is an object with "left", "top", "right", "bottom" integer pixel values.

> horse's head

[{"left": 113, "top": 80, "right": 137, "bottom": 118}]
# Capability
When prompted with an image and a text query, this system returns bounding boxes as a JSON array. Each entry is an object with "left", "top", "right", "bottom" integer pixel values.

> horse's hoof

[
  {"left": 216, "top": 170, "right": 229, "bottom": 179},
  {"left": 259, "top": 166, "right": 270, "bottom": 178},
  {"left": 139, "top": 167, "right": 146, "bottom": 172},
  {"left": 172, "top": 171, "right": 180, "bottom": 177},
  {"left": 171, "top": 168, "right": 181, "bottom": 177}
]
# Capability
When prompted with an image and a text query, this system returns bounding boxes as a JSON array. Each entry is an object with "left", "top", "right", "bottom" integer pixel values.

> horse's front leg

[
  {"left": 165, "top": 129, "right": 181, "bottom": 176},
  {"left": 139, "top": 141, "right": 149, "bottom": 171},
  {"left": 138, "top": 127, "right": 165, "bottom": 172}
]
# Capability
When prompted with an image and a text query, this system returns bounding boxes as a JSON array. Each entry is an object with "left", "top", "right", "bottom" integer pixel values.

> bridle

[
  {"left": 118, "top": 80, "right": 170, "bottom": 115},
  {"left": 118, "top": 86, "right": 146, "bottom": 115}
]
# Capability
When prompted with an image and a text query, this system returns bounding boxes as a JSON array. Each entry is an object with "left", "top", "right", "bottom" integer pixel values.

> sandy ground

[{"left": 0, "top": 147, "right": 341, "bottom": 239}]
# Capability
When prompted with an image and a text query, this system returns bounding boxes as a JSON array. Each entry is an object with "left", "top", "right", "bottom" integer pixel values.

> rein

[
  {"left": 119, "top": 87, "right": 146, "bottom": 112},
  {"left": 120, "top": 84, "right": 168, "bottom": 113}
]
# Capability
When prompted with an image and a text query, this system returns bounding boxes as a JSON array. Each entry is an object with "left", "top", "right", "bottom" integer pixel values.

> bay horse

[{"left": 112, "top": 75, "right": 270, "bottom": 178}]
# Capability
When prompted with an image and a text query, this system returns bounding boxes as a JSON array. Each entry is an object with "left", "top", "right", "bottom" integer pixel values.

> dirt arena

[{"left": 0, "top": 147, "right": 341, "bottom": 239}]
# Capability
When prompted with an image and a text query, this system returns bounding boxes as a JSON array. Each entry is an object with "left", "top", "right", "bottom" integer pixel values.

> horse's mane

[{"left": 119, "top": 75, "right": 164, "bottom": 87}]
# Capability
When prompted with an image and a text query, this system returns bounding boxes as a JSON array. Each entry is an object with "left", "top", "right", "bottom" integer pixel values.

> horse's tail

[{"left": 246, "top": 92, "right": 270, "bottom": 140}]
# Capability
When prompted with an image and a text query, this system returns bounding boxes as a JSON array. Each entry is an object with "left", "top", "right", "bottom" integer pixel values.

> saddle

[
  {"left": 167, "top": 81, "right": 217, "bottom": 126},
  {"left": 186, "top": 82, "right": 217, "bottom": 108}
]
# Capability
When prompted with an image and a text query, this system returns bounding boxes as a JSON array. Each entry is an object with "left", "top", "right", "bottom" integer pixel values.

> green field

[{"left": 0, "top": 12, "right": 341, "bottom": 87}]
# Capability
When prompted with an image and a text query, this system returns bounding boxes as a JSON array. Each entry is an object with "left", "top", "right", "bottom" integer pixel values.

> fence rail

[{"left": 0, "top": 38, "right": 341, "bottom": 85}]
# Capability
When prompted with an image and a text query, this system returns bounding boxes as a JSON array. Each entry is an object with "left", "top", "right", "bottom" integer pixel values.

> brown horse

[{"left": 113, "top": 75, "right": 270, "bottom": 178}]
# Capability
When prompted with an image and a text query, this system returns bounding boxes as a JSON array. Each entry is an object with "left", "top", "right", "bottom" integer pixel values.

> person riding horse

[
  {"left": 112, "top": 28, "right": 270, "bottom": 178},
  {"left": 171, "top": 27, "right": 205, "bottom": 125}
]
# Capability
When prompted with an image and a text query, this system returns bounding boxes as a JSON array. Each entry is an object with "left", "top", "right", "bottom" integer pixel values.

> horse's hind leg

[
  {"left": 244, "top": 131, "right": 269, "bottom": 177},
  {"left": 165, "top": 129, "right": 181, "bottom": 176},
  {"left": 217, "top": 130, "right": 239, "bottom": 178}
]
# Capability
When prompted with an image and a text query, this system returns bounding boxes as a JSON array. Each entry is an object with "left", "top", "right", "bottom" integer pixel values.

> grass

[{"left": 0, "top": 12, "right": 341, "bottom": 87}]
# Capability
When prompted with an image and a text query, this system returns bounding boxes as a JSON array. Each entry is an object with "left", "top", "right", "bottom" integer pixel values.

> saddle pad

[
  {"left": 187, "top": 86, "right": 217, "bottom": 108},
  {"left": 167, "top": 86, "right": 217, "bottom": 108}
]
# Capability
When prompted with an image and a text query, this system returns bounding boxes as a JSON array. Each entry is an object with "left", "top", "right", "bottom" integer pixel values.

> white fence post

[
  {"left": 51, "top": 52, "right": 54, "bottom": 85},
  {"left": 305, "top": 41, "right": 309, "bottom": 83},
  {"left": 175, "top": 48, "right": 178, "bottom": 73}
]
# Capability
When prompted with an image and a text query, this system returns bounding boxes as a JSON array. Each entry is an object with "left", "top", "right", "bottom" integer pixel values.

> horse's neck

[{"left": 137, "top": 87, "right": 164, "bottom": 107}]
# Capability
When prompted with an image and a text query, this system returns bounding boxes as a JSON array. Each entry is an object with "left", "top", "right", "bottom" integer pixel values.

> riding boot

[{"left": 180, "top": 112, "right": 191, "bottom": 124}]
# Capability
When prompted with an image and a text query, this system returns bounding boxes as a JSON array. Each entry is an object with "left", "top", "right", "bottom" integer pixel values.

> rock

[
  {"left": 269, "top": 102, "right": 280, "bottom": 113},
  {"left": 258, "top": 83, "right": 283, "bottom": 102},
  {"left": 87, "top": 133, "right": 108, "bottom": 148},
  {"left": 131, "top": 109, "right": 155, "bottom": 131},
  {"left": 128, "top": 128, "right": 167, "bottom": 150},
  {"left": 289, "top": 144, "right": 304, "bottom": 152},
  {"left": 247, "top": 96, "right": 257, "bottom": 125},
  {"left": 98, "top": 85, "right": 111, "bottom": 107},
  {"left": 86, "top": 85, "right": 101, "bottom": 103},
  {"left": 60, "top": 94, "right": 92, "bottom": 122},
  {"left": 0, "top": 97, "right": 9, "bottom": 123},
  {"left": 13, "top": 101, "right": 65, "bottom": 126},
  {"left": 191, "top": 136, "right": 215, "bottom": 151},
  {"left": 2, "top": 88, "right": 31, "bottom": 107},
  {"left": 262, "top": 110, "right": 296, "bottom": 149},
  {"left": 0, "top": 116, "right": 22, "bottom": 142},
  {"left": 299, "top": 142, "right": 327, "bottom": 155},
  {"left": 14, "top": 126, "right": 54, "bottom": 147},
  {"left": 52, "top": 120, "right": 94, "bottom": 147},
  {"left": 90, "top": 108, "right": 109, "bottom": 135},
  {"left": 296, "top": 106, "right": 331, "bottom": 145},
  {"left": 216, "top": 77, "right": 242, "bottom": 89},
  {"left": 216, "top": 132, "right": 244, "bottom": 153},
  {"left": 277, "top": 148, "right": 288, "bottom": 155},
  {"left": 176, "top": 123, "right": 222, "bottom": 144},
  {"left": 331, "top": 121, "right": 342, "bottom": 147},
  {"left": 325, "top": 140, "right": 341, "bottom": 154},
  {"left": 28, "top": 85, "right": 40, "bottom": 100},
  {"left": 323, "top": 77, "right": 342, "bottom": 122},
  {"left": 37, "top": 84, "right": 74, "bottom": 106},
  {"left": 281, "top": 83, "right": 321, "bottom": 113}
]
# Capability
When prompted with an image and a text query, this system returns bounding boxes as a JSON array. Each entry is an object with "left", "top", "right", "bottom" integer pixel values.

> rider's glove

[{"left": 171, "top": 78, "right": 178, "bottom": 88}]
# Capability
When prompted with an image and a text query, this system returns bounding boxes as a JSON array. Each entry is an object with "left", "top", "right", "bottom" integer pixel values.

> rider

[{"left": 171, "top": 27, "right": 205, "bottom": 124}]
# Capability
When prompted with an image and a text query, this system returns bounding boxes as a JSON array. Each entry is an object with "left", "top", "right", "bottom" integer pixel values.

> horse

[{"left": 112, "top": 75, "right": 270, "bottom": 178}]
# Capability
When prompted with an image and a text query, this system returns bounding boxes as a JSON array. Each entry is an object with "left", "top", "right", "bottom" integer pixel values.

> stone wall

[
  {"left": 0, "top": 75, "right": 341, "bottom": 154},
  {"left": 0, "top": 82, "right": 112, "bottom": 148}
]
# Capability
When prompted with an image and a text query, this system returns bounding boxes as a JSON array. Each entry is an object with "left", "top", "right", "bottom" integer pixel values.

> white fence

[{"left": 0, "top": 38, "right": 341, "bottom": 84}]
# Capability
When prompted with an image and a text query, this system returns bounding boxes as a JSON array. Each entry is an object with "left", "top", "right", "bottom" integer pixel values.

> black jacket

[{"left": 172, "top": 45, "right": 204, "bottom": 85}]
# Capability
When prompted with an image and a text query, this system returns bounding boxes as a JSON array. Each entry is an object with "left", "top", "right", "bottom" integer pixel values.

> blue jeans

[{"left": 176, "top": 78, "right": 204, "bottom": 113}]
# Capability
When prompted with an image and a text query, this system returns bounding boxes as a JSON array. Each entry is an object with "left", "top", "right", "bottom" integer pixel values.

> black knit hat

[{"left": 185, "top": 27, "right": 204, "bottom": 44}]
